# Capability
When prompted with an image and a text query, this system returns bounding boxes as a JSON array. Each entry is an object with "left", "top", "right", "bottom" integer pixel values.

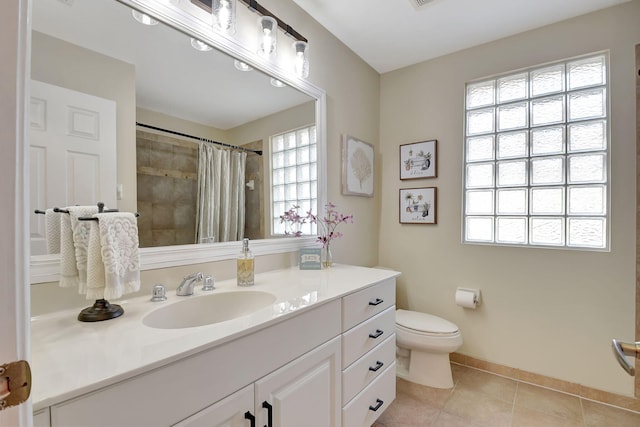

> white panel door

[
  {"left": 29, "top": 80, "right": 117, "bottom": 255},
  {"left": 255, "top": 336, "right": 341, "bottom": 427}
]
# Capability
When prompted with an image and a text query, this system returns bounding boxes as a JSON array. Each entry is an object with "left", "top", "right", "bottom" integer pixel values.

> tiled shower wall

[
  {"left": 136, "top": 130, "right": 198, "bottom": 247},
  {"left": 136, "top": 130, "right": 264, "bottom": 247}
]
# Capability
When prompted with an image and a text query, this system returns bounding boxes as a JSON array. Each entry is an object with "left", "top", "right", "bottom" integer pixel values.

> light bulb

[
  {"left": 234, "top": 60, "right": 254, "bottom": 72},
  {"left": 270, "top": 78, "right": 285, "bottom": 88},
  {"left": 213, "top": 0, "right": 236, "bottom": 34},
  {"left": 132, "top": 10, "right": 158, "bottom": 26},
  {"left": 190, "top": 38, "right": 212, "bottom": 51},
  {"left": 293, "top": 41, "right": 309, "bottom": 78},
  {"left": 257, "top": 16, "right": 277, "bottom": 59}
]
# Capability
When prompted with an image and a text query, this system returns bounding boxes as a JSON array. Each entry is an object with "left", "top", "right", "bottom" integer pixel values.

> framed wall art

[
  {"left": 400, "top": 139, "right": 437, "bottom": 180},
  {"left": 342, "top": 134, "right": 374, "bottom": 197},
  {"left": 399, "top": 187, "right": 437, "bottom": 224}
]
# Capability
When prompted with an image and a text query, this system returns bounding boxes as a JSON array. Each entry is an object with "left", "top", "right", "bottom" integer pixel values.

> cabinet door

[
  {"left": 255, "top": 336, "right": 341, "bottom": 427},
  {"left": 33, "top": 408, "right": 51, "bottom": 427},
  {"left": 172, "top": 384, "right": 254, "bottom": 427}
]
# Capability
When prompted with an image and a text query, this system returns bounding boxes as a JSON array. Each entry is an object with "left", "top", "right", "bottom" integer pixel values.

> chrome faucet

[{"left": 176, "top": 272, "right": 204, "bottom": 296}]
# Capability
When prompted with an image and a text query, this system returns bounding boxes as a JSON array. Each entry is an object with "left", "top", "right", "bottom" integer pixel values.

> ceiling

[{"left": 291, "top": 0, "right": 632, "bottom": 73}]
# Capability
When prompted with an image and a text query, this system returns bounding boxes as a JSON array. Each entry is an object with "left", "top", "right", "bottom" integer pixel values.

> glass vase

[{"left": 321, "top": 244, "right": 333, "bottom": 268}]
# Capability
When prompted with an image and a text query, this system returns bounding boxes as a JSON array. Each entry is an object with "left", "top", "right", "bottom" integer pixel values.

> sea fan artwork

[
  {"left": 342, "top": 135, "right": 374, "bottom": 197},
  {"left": 350, "top": 147, "right": 372, "bottom": 189}
]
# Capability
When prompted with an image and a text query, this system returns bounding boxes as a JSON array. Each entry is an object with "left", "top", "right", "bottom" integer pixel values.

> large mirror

[{"left": 29, "top": 0, "right": 324, "bottom": 274}]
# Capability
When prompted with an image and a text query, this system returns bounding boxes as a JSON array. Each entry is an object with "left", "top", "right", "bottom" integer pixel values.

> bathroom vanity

[{"left": 31, "top": 265, "right": 399, "bottom": 427}]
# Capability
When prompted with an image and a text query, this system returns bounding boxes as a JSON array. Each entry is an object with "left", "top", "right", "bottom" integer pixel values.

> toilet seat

[{"left": 396, "top": 309, "right": 459, "bottom": 335}]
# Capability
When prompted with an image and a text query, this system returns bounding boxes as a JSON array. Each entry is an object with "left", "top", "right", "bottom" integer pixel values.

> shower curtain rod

[{"left": 136, "top": 122, "right": 263, "bottom": 156}]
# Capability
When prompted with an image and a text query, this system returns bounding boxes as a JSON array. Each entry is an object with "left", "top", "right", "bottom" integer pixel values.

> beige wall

[
  {"left": 257, "top": 0, "right": 382, "bottom": 267},
  {"left": 31, "top": 31, "right": 137, "bottom": 213},
  {"left": 379, "top": 2, "right": 640, "bottom": 396}
]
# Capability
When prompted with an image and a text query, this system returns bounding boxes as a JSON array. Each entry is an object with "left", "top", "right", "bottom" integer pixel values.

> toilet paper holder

[{"left": 455, "top": 287, "right": 481, "bottom": 308}]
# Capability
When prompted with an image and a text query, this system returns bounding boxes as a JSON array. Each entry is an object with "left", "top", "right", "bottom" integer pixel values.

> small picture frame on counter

[{"left": 299, "top": 247, "right": 322, "bottom": 270}]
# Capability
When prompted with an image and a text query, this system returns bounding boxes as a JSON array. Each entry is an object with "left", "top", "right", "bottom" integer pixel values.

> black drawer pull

[
  {"left": 369, "top": 329, "right": 384, "bottom": 339},
  {"left": 369, "top": 360, "right": 384, "bottom": 372},
  {"left": 369, "top": 298, "right": 384, "bottom": 306},
  {"left": 369, "top": 399, "right": 384, "bottom": 412},
  {"left": 262, "top": 401, "right": 273, "bottom": 427},
  {"left": 244, "top": 411, "right": 255, "bottom": 427}
]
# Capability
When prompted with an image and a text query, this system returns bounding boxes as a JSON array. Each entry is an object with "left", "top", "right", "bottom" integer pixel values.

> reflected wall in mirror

[{"left": 29, "top": 0, "right": 318, "bottom": 256}]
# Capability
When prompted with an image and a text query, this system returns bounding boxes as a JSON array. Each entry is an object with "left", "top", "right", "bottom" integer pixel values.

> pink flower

[{"left": 279, "top": 202, "right": 354, "bottom": 247}]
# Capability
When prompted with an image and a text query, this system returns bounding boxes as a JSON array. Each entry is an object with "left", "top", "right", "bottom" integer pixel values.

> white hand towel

[
  {"left": 87, "top": 212, "right": 141, "bottom": 300},
  {"left": 68, "top": 206, "right": 99, "bottom": 295},
  {"left": 86, "top": 220, "right": 106, "bottom": 300},
  {"left": 45, "top": 208, "right": 61, "bottom": 254},
  {"left": 59, "top": 212, "right": 79, "bottom": 288}
]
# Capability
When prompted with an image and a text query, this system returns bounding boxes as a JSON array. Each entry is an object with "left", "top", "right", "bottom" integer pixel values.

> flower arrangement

[
  {"left": 308, "top": 202, "right": 354, "bottom": 248},
  {"left": 279, "top": 205, "right": 307, "bottom": 237},
  {"left": 280, "top": 202, "right": 354, "bottom": 247}
]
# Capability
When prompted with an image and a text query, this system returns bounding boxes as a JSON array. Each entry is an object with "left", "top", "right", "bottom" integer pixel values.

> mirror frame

[{"left": 30, "top": 0, "right": 327, "bottom": 284}]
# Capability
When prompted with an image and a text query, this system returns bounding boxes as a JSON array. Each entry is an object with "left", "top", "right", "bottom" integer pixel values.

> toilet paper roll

[{"left": 456, "top": 288, "right": 479, "bottom": 309}]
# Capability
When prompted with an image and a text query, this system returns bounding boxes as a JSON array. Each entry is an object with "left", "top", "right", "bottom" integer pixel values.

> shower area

[{"left": 135, "top": 128, "right": 264, "bottom": 248}]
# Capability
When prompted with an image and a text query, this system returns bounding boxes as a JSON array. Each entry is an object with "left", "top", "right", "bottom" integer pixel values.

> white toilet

[{"left": 395, "top": 309, "right": 463, "bottom": 389}]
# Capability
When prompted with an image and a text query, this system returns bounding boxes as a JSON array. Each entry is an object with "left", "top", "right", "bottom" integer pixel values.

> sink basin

[{"left": 143, "top": 291, "right": 277, "bottom": 329}]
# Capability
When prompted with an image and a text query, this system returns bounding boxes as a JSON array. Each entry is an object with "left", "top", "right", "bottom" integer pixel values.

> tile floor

[{"left": 373, "top": 364, "right": 640, "bottom": 427}]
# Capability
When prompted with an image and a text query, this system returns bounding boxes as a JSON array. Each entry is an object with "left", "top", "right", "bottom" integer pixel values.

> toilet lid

[{"left": 396, "top": 309, "right": 459, "bottom": 334}]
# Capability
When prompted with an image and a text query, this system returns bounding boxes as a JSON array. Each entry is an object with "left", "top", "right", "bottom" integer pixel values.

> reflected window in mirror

[{"left": 271, "top": 125, "right": 317, "bottom": 236}]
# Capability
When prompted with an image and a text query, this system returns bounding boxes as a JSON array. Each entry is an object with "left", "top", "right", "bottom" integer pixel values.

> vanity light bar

[{"left": 191, "top": 0, "right": 308, "bottom": 42}]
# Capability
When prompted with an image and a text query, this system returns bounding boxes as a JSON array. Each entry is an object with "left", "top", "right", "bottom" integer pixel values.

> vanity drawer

[
  {"left": 342, "top": 333, "right": 395, "bottom": 405},
  {"left": 342, "top": 278, "right": 395, "bottom": 332},
  {"left": 342, "top": 362, "right": 396, "bottom": 427},
  {"left": 342, "top": 306, "right": 395, "bottom": 368}
]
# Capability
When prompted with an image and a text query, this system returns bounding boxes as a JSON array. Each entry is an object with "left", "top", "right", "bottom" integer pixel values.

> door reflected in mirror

[{"left": 29, "top": 0, "right": 318, "bottom": 256}]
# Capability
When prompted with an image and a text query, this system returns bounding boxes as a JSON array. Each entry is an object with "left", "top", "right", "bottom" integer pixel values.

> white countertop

[{"left": 31, "top": 265, "right": 400, "bottom": 410}]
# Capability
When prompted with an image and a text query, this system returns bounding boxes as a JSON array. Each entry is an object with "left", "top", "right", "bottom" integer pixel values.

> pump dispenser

[{"left": 237, "top": 238, "right": 255, "bottom": 286}]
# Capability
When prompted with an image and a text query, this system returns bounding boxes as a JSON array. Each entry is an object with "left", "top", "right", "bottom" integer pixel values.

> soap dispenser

[{"left": 237, "top": 238, "right": 255, "bottom": 287}]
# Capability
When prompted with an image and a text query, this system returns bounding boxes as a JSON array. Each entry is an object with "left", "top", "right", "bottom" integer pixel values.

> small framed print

[
  {"left": 299, "top": 248, "right": 322, "bottom": 270},
  {"left": 400, "top": 140, "right": 437, "bottom": 180},
  {"left": 342, "top": 134, "right": 374, "bottom": 197},
  {"left": 400, "top": 187, "right": 437, "bottom": 224}
]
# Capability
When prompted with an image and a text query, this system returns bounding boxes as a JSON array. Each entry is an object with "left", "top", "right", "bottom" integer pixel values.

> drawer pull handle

[
  {"left": 244, "top": 411, "right": 256, "bottom": 427},
  {"left": 369, "top": 329, "right": 384, "bottom": 339},
  {"left": 369, "top": 398, "right": 384, "bottom": 412},
  {"left": 369, "top": 298, "right": 384, "bottom": 306},
  {"left": 369, "top": 360, "right": 384, "bottom": 372},
  {"left": 262, "top": 401, "right": 273, "bottom": 427}
]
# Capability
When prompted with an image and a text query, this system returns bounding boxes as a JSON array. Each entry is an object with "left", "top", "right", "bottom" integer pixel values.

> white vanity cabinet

[
  {"left": 175, "top": 337, "right": 341, "bottom": 427},
  {"left": 340, "top": 278, "right": 396, "bottom": 427},
  {"left": 33, "top": 408, "right": 51, "bottom": 427},
  {"left": 49, "top": 300, "right": 341, "bottom": 427},
  {"left": 34, "top": 269, "right": 400, "bottom": 427}
]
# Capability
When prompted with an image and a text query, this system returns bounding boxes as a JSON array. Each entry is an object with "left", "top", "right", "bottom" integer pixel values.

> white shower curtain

[{"left": 195, "top": 143, "right": 247, "bottom": 243}]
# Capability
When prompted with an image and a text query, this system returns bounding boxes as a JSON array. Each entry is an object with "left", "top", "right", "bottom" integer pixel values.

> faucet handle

[
  {"left": 202, "top": 275, "right": 215, "bottom": 291},
  {"left": 151, "top": 284, "right": 167, "bottom": 302}
]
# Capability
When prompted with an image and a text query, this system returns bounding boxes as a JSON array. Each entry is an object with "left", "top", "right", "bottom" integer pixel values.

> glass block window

[
  {"left": 463, "top": 53, "right": 608, "bottom": 249},
  {"left": 271, "top": 125, "right": 317, "bottom": 236}
]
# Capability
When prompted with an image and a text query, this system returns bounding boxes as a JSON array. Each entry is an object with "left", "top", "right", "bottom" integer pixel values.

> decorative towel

[
  {"left": 86, "top": 220, "right": 105, "bottom": 300},
  {"left": 45, "top": 208, "right": 61, "bottom": 254},
  {"left": 67, "top": 206, "right": 100, "bottom": 295},
  {"left": 59, "top": 212, "right": 79, "bottom": 288},
  {"left": 86, "top": 212, "right": 141, "bottom": 300}
]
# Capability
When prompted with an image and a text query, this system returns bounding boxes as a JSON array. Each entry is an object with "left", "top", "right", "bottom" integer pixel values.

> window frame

[
  {"left": 462, "top": 51, "right": 611, "bottom": 251},
  {"left": 269, "top": 124, "right": 318, "bottom": 237}
]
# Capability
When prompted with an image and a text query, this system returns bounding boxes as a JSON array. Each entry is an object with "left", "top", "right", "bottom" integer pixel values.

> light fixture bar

[{"left": 191, "top": 0, "right": 307, "bottom": 42}]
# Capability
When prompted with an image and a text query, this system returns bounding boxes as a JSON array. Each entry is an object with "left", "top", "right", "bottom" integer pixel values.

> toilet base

[{"left": 400, "top": 350, "right": 454, "bottom": 389}]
